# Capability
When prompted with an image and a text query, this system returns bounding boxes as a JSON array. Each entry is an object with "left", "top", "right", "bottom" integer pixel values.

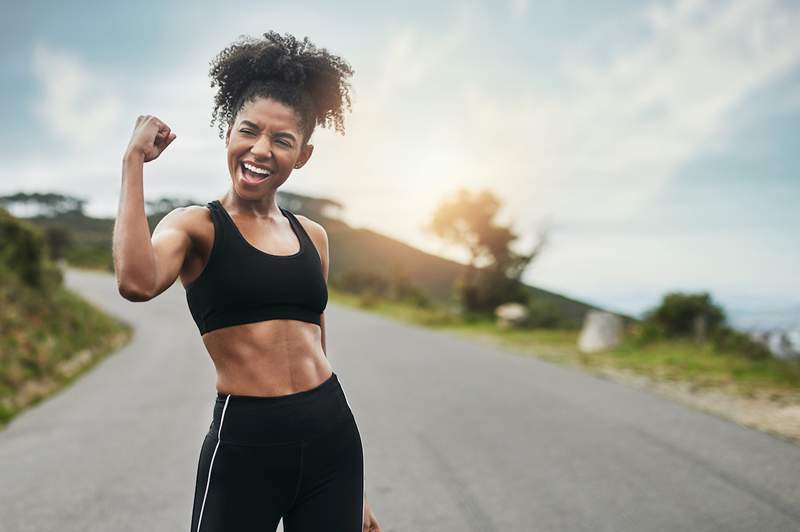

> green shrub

[
  {"left": 638, "top": 291, "right": 774, "bottom": 360},
  {"left": 357, "top": 288, "right": 382, "bottom": 308},
  {"left": 643, "top": 291, "right": 726, "bottom": 339},
  {"left": 0, "top": 207, "right": 46, "bottom": 287},
  {"left": 457, "top": 270, "right": 530, "bottom": 314},
  {"left": 628, "top": 320, "right": 665, "bottom": 345},
  {"left": 392, "top": 280, "right": 431, "bottom": 308},
  {"left": 523, "top": 298, "right": 564, "bottom": 329},
  {"left": 334, "top": 270, "right": 389, "bottom": 296},
  {"left": 64, "top": 242, "right": 113, "bottom": 271},
  {"left": 334, "top": 269, "right": 432, "bottom": 308},
  {"left": 711, "top": 327, "right": 772, "bottom": 360},
  {"left": 43, "top": 225, "right": 74, "bottom": 260}
]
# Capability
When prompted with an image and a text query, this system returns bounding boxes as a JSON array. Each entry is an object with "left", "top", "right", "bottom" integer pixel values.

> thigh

[
  {"left": 190, "top": 432, "right": 302, "bottom": 532},
  {"left": 283, "top": 414, "right": 365, "bottom": 532}
]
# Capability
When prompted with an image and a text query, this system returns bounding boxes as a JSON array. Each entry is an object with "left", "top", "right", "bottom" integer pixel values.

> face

[{"left": 225, "top": 97, "right": 313, "bottom": 198}]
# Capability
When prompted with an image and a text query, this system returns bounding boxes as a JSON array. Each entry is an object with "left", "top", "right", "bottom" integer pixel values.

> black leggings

[{"left": 190, "top": 372, "right": 364, "bottom": 532}]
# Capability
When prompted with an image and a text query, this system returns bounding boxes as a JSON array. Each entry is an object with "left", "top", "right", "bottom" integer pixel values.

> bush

[
  {"left": 637, "top": 291, "right": 773, "bottom": 360},
  {"left": 457, "top": 270, "right": 530, "bottom": 314},
  {"left": 643, "top": 291, "right": 726, "bottom": 339},
  {"left": 711, "top": 327, "right": 772, "bottom": 359},
  {"left": 357, "top": 288, "right": 382, "bottom": 308},
  {"left": 627, "top": 320, "right": 664, "bottom": 345},
  {"left": 0, "top": 208, "right": 45, "bottom": 287},
  {"left": 334, "top": 269, "right": 432, "bottom": 308},
  {"left": 389, "top": 273, "right": 431, "bottom": 308},
  {"left": 43, "top": 225, "right": 74, "bottom": 261},
  {"left": 523, "top": 298, "right": 564, "bottom": 329},
  {"left": 334, "top": 270, "right": 389, "bottom": 296}
]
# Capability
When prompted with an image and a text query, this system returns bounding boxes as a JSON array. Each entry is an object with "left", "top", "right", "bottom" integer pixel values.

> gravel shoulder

[{"left": 593, "top": 366, "right": 800, "bottom": 446}]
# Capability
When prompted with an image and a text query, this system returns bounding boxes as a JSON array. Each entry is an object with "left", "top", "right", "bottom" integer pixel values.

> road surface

[{"left": 1, "top": 269, "right": 799, "bottom": 531}]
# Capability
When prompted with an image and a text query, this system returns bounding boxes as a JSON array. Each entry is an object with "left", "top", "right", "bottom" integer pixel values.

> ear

[{"left": 293, "top": 143, "right": 314, "bottom": 169}]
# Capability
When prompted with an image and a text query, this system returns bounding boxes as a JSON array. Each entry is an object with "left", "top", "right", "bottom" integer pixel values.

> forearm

[{"left": 113, "top": 151, "right": 157, "bottom": 299}]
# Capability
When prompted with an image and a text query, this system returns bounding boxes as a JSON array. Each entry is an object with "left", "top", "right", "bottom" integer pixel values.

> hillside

[
  {"left": 0, "top": 206, "right": 132, "bottom": 425},
  {"left": 3, "top": 191, "right": 619, "bottom": 326}
]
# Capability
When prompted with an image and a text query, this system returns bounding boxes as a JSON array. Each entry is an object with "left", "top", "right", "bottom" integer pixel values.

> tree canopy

[{"left": 427, "top": 187, "right": 546, "bottom": 313}]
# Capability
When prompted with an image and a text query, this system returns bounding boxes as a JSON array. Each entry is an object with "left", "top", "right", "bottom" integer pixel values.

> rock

[
  {"left": 578, "top": 311, "right": 624, "bottom": 353},
  {"left": 495, "top": 302, "right": 529, "bottom": 329}
]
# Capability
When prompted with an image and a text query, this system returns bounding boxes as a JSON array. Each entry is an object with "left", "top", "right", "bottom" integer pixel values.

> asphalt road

[{"left": 1, "top": 269, "right": 799, "bottom": 531}]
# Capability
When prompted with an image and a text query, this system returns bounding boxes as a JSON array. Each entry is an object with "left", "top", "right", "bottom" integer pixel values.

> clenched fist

[{"left": 125, "top": 115, "right": 177, "bottom": 162}]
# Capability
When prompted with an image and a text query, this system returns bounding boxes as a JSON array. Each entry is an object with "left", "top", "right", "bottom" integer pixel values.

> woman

[{"left": 113, "top": 31, "right": 381, "bottom": 532}]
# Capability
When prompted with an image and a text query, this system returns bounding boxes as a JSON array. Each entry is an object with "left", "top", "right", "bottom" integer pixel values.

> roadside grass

[
  {"left": 0, "top": 272, "right": 132, "bottom": 427},
  {"left": 329, "top": 288, "right": 800, "bottom": 400}
]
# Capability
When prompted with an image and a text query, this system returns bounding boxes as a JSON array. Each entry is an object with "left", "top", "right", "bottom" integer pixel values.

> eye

[
  {"left": 277, "top": 139, "right": 292, "bottom": 147},
  {"left": 239, "top": 129, "right": 255, "bottom": 135}
]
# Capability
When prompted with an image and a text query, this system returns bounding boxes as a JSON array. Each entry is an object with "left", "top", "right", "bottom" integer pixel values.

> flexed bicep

[{"left": 148, "top": 208, "right": 193, "bottom": 298}]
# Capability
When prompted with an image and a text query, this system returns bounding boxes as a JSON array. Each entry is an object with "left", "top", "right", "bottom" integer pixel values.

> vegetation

[
  {"left": 4, "top": 191, "right": 599, "bottom": 325},
  {"left": 329, "top": 287, "right": 800, "bottom": 398},
  {"left": 331, "top": 268, "right": 431, "bottom": 309},
  {"left": 635, "top": 291, "right": 773, "bottom": 359},
  {"left": 3, "top": 188, "right": 795, "bottom": 416},
  {"left": 0, "top": 206, "right": 132, "bottom": 427},
  {"left": 426, "top": 187, "right": 545, "bottom": 314}
]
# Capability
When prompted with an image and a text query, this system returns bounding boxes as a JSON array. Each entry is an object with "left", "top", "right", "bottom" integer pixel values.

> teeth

[{"left": 243, "top": 162, "right": 270, "bottom": 175}]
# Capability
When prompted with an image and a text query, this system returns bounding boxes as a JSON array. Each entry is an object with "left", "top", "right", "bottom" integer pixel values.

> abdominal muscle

[
  {"left": 182, "top": 205, "right": 332, "bottom": 397},
  {"left": 200, "top": 319, "right": 333, "bottom": 397}
]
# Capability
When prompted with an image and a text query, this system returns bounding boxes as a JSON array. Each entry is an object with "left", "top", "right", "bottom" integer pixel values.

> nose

[{"left": 249, "top": 135, "right": 273, "bottom": 160}]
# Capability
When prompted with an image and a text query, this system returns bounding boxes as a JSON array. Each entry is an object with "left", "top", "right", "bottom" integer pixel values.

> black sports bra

[{"left": 185, "top": 200, "right": 328, "bottom": 335}]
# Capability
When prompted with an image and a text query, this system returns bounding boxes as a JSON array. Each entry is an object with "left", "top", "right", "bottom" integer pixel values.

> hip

[{"left": 207, "top": 371, "right": 357, "bottom": 447}]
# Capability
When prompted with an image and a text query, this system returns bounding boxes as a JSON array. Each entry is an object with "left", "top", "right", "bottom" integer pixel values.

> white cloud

[
  {"left": 30, "top": 43, "right": 123, "bottom": 148},
  {"left": 306, "top": 0, "right": 800, "bottom": 317},
  {"left": 510, "top": 0, "right": 529, "bottom": 19},
  {"left": 4, "top": 1, "right": 798, "bottom": 321},
  {"left": 478, "top": 0, "right": 800, "bottom": 226},
  {"left": 0, "top": 42, "right": 228, "bottom": 214}
]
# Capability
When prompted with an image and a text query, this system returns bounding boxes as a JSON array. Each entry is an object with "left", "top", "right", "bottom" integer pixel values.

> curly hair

[{"left": 208, "top": 31, "right": 355, "bottom": 145}]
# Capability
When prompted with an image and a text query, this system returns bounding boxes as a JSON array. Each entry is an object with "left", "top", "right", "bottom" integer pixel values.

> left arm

[{"left": 300, "top": 216, "right": 381, "bottom": 531}]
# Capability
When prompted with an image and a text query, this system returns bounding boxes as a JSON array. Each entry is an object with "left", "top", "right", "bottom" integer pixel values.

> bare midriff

[
  {"left": 200, "top": 319, "right": 333, "bottom": 397},
  {"left": 181, "top": 204, "right": 332, "bottom": 398}
]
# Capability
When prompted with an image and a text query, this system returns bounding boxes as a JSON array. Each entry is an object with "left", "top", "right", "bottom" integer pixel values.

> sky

[{"left": 1, "top": 0, "right": 798, "bottom": 330}]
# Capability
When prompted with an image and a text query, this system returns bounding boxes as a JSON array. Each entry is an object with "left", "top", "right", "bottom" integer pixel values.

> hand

[
  {"left": 125, "top": 115, "right": 176, "bottom": 163},
  {"left": 363, "top": 495, "right": 381, "bottom": 532}
]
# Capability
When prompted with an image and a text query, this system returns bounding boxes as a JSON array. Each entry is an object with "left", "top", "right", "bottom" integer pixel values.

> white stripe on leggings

[{"left": 196, "top": 394, "right": 230, "bottom": 532}]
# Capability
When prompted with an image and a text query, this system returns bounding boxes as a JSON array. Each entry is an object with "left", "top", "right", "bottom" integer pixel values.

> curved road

[{"left": 1, "top": 269, "right": 799, "bottom": 531}]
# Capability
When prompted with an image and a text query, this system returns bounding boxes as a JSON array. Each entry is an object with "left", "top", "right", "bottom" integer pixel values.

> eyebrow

[{"left": 239, "top": 120, "right": 297, "bottom": 142}]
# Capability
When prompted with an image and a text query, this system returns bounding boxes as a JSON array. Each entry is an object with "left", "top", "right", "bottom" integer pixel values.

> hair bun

[{"left": 209, "top": 31, "right": 354, "bottom": 144}]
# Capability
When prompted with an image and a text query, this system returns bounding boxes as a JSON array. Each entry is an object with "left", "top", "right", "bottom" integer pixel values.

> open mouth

[{"left": 240, "top": 162, "right": 272, "bottom": 184}]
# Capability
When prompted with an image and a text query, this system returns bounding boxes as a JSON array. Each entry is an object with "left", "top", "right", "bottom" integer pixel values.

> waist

[{"left": 209, "top": 372, "right": 351, "bottom": 445}]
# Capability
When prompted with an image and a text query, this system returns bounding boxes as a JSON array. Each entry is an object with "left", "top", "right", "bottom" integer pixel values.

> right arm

[{"left": 113, "top": 115, "right": 184, "bottom": 301}]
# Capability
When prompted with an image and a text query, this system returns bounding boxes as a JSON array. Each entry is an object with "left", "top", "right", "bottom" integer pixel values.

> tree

[
  {"left": 44, "top": 226, "right": 74, "bottom": 260},
  {"left": 0, "top": 192, "right": 87, "bottom": 217},
  {"left": 643, "top": 291, "right": 726, "bottom": 340},
  {"left": 145, "top": 196, "right": 201, "bottom": 216},
  {"left": 426, "top": 187, "right": 546, "bottom": 313}
]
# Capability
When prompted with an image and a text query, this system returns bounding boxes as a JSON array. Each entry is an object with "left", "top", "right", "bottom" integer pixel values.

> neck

[{"left": 223, "top": 189, "right": 282, "bottom": 218}]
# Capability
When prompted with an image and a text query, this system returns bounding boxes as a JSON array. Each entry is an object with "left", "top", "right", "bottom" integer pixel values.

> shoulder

[
  {"left": 160, "top": 204, "right": 210, "bottom": 225},
  {"left": 152, "top": 204, "right": 211, "bottom": 241},
  {"left": 294, "top": 213, "right": 329, "bottom": 265},
  {"left": 294, "top": 213, "right": 328, "bottom": 243}
]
